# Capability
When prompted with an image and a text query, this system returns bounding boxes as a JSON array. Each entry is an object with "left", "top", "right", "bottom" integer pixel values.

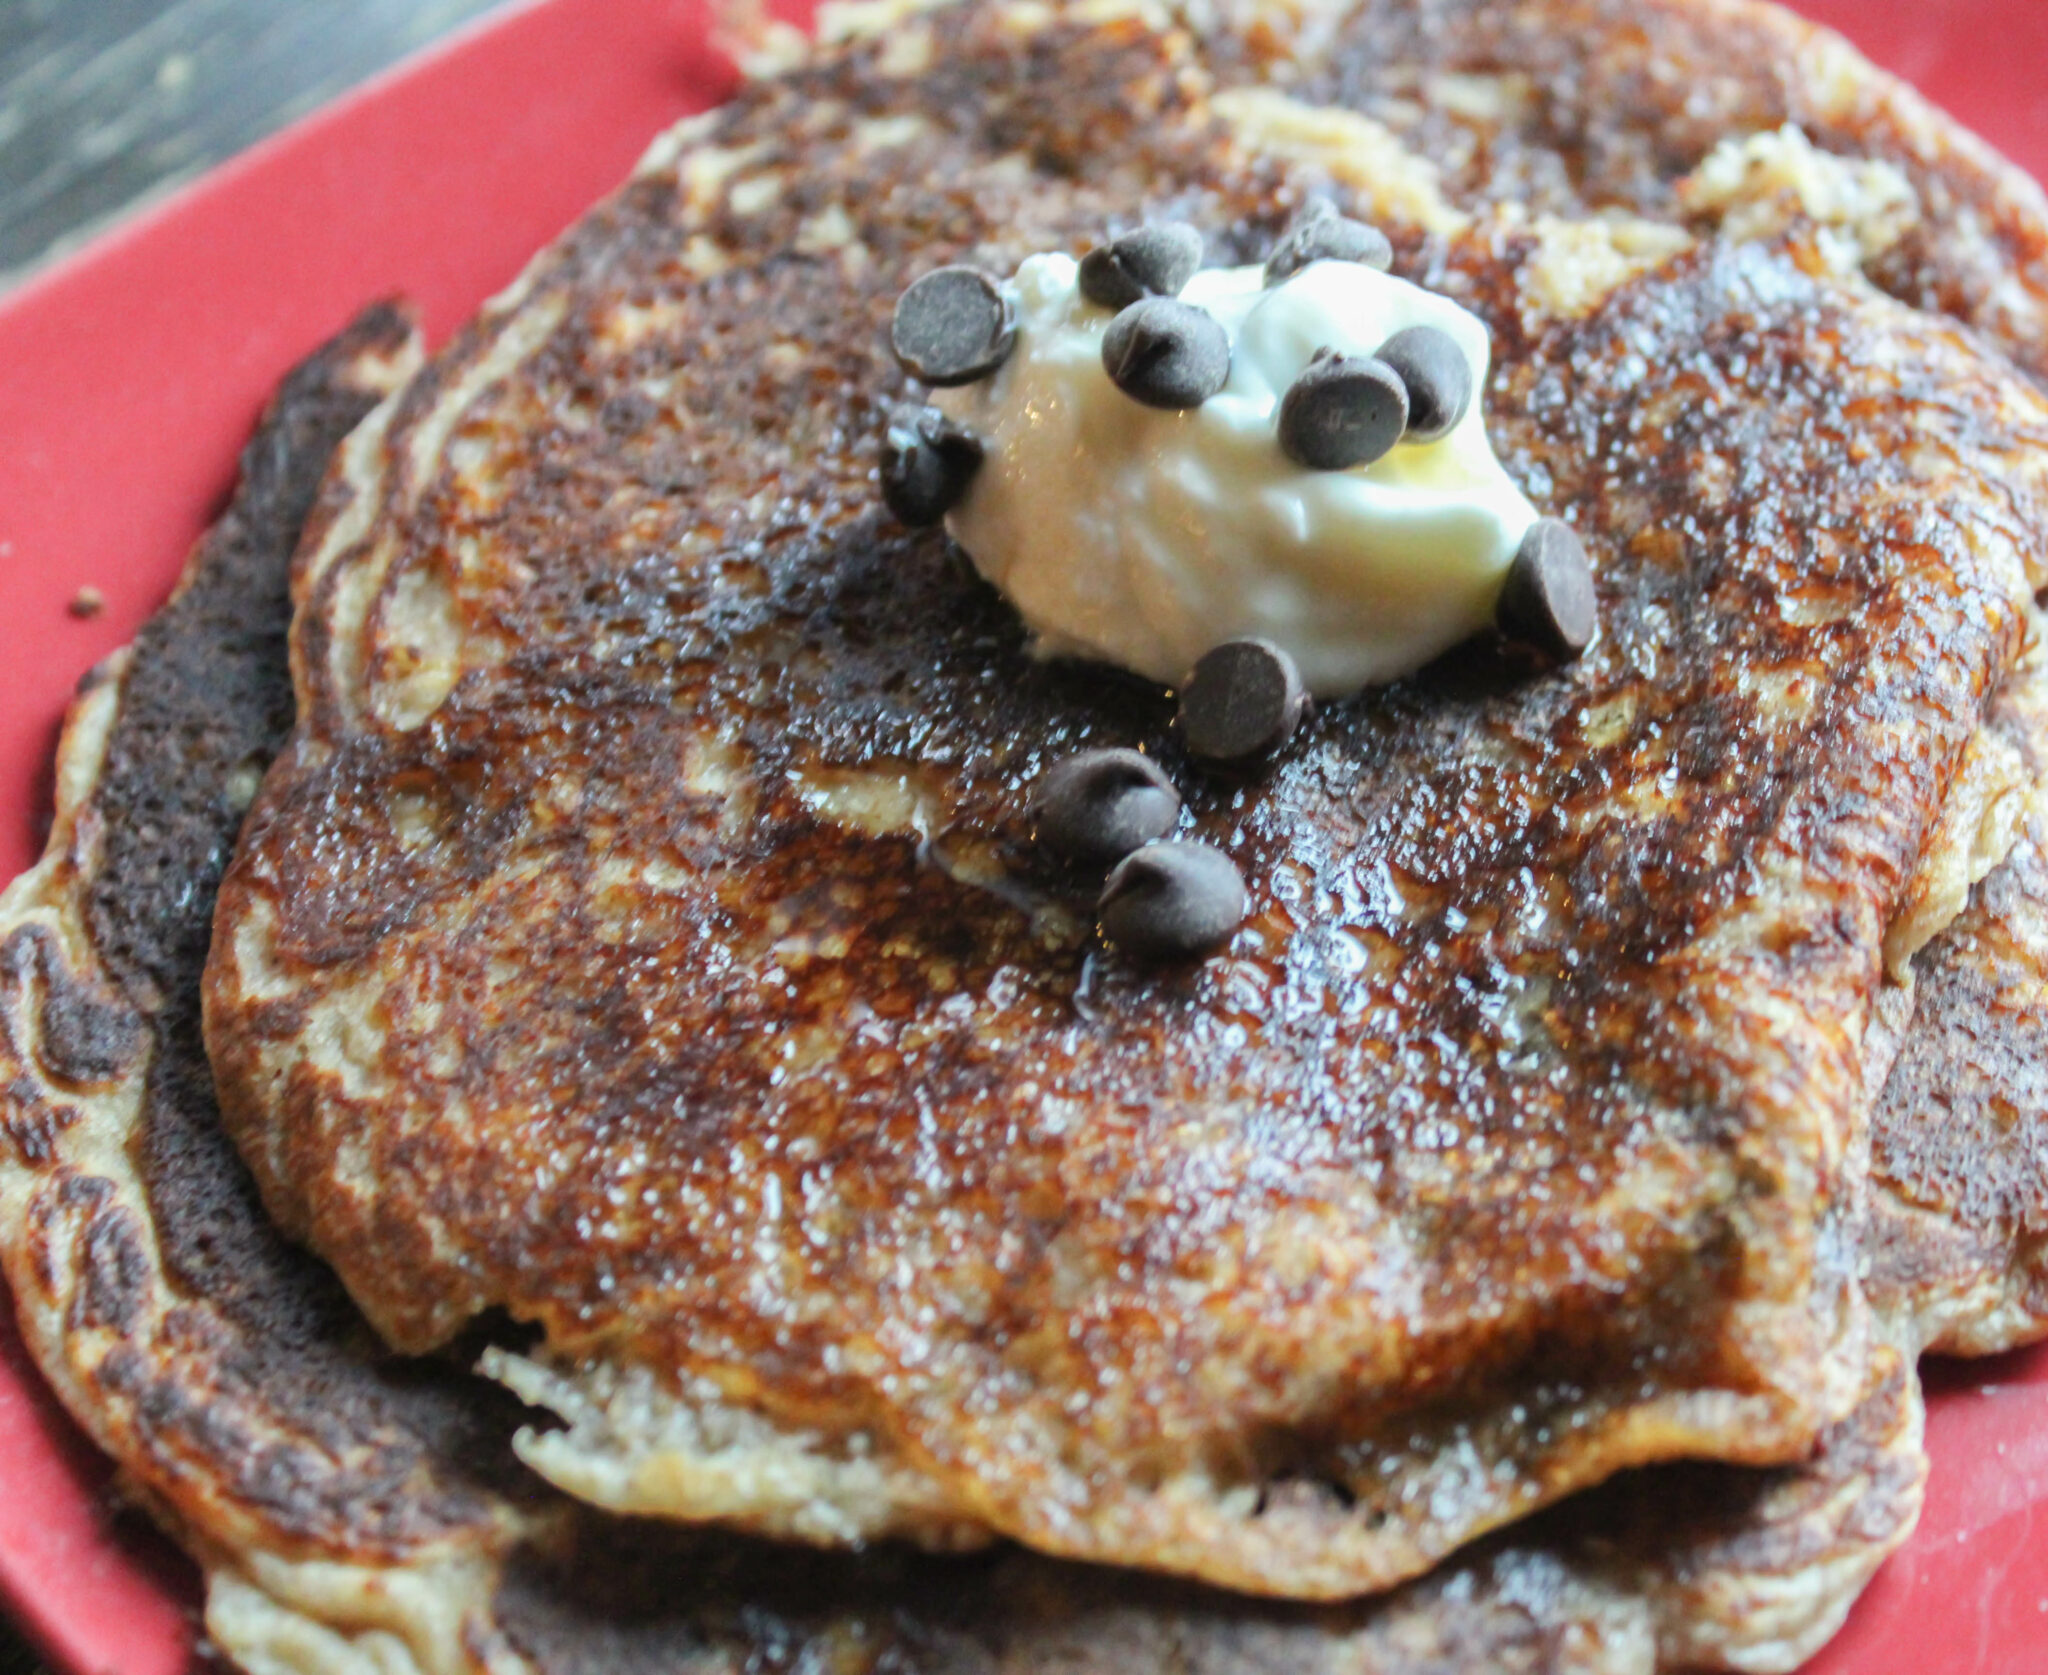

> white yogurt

[{"left": 932, "top": 253, "right": 1539, "bottom": 697}]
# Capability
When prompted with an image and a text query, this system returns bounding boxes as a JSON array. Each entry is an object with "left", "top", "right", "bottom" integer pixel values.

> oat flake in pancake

[{"left": 195, "top": 0, "right": 2048, "bottom": 1604}]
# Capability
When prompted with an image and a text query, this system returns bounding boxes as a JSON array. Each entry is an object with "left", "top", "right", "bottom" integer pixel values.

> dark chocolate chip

[
  {"left": 1078, "top": 223, "right": 1205, "bottom": 311},
  {"left": 1277, "top": 352, "right": 1408, "bottom": 470},
  {"left": 1101, "top": 297, "right": 1232, "bottom": 409},
  {"left": 891, "top": 267, "right": 1017, "bottom": 386},
  {"left": 1265, "top": 200, "right": 1394, "bottom": 283},
  {"left": 1029, "top": 749, "right": 1181, "bottom": 868},
  {"left": 1179, "top": 638, "right": 1307, "bottom": 764},
  {"left": 1098, "top": 841, "right": 1247, "bottom": 962},
  {"left": 1376, "top": 325, "right": 1473, "bottom": 444},
  {"left": 1497, "top": 518, "right": 1597, "bottom": 661},
  {"left": 880, "top": 403, "right": 984, "bottom": 526}
]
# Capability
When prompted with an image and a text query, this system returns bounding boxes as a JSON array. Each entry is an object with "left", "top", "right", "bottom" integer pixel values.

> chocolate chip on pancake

[
  {"left": 1098, "top": 840, "right": 1246, "bottom": 960},
  {"left": 892, "top": 266, "right": 1017, "bottom": 386},
  {"left": 1277, "top": 350, "right": 1408, "bottom": 469},
  {"left": 1101, "top": 295, "right": 1231, "bottom": 407},
  {"left": 1029, "top": 748, "right": 1181, "bottom": 868},
  {"left": 1498, "top": 517, "right": 1598, "bottom": 661},
  {"left": 1179, "top": 638, "right": 1307, "bottom": 764},
  {"left": 1264, "top": 199, "right": 1394, "bottom": 281},
  {"left": 1079, "top": 223, "right": 1205, "bottom": 310},
  {"left": 1376, "top": 325, "right": 1473, "bottom": 443},
  {"left": 880, "top": 402, "right": 983, "bottom": 526}
]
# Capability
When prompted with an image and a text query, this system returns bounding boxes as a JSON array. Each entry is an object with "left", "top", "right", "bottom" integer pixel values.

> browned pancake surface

[
  {"left": 0, "top": 287, "right": 1929, "bottom": 1675},
  {"left": 202, "top": 0, "right": 2048, "bottom": 1599},
  {"left": 19, "top": 1, "right": 2048, "bottom": 1661},
  {"left": 1214, "top": 0, "right": 2048, "bottom": 382}
]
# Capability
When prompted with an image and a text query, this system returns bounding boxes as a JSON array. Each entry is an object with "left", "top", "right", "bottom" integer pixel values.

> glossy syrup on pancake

[{"left": 201, "top": 0, "right": 2048, "bottom": 1602}]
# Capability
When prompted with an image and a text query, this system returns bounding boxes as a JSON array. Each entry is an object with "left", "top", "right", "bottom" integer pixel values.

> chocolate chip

[
  {"left": 1079, "top": 223, "right": 1205, "bottom": 311},
  {"left": 880, "top": 403, "right": 983, "bottom": 526},
  {"left": 1376, "top": 325, "right": 1473, "bottom": 444},
  {"left": 1029, "top": 749, "right": 1181, "bottom": 868},
  {"left": 1179, "top": 639, "right": 1307, "bottom": 764},
  {"left": 1277, "top": 352, "right": 1408, "bottom": 471},
  {"left": 1099, "top": 842, "right": 1247, "bottom": 962},
  {"left": 1101, "top": 297, "right": 1231, "bottom": 409},
  {"left": 1265, "top": 200, "right": 1394, "bottom": 284},
  {"left": 1497, "top": 519, "right": 1597, "bottom": 661},
  {"left": 891, "top": 267, "right": 1017, "bottom": 386}
]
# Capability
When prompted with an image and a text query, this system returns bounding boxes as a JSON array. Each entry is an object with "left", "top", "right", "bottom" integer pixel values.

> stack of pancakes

[{"left": 6, "top": 2, "right": 2048, "bottom": 1670}]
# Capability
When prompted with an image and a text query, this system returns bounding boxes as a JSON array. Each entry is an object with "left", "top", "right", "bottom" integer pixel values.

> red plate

[{"left": 1, "top": 1, "right": 2045, "bottom": 1670}]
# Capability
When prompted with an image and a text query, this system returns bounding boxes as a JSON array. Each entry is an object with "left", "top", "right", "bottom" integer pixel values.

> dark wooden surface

[
  {"left": 0, "top": 0, "right": 509, "bottom": 285},
  {"left": 0, "top": 7, "right": 512, "bottom": 1668}
]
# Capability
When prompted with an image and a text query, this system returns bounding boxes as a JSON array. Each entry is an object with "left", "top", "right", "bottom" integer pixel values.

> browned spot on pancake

[
  {"left": 1875, "top": 821, "right": 2048, "bottom": 1235},
  {"left": 0, "top": 926, "right": 147, "bottom": 1088},
  {"left": 75, "top": 1199, "right": 152, "bottom": 1337},
  {"left": 1, "top": 1071, "right": 77, "bottom": 1167}
]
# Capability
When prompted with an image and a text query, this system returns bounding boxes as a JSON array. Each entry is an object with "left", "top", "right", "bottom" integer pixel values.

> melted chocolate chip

[
  {"left": 891, "top": 267, "right": 1017, "bottom": 386},
  {"left": 1101, "top": 297, "right": 1231, "bottom": 409},
  {"left": 1277, "top": 352, "right": 1408, "bottom": 470},
  {"left": 880, "top": 404, "right": 983, "bottom": 526},
  {"left": 1078, "top": 223, "right": 1205, "bottom": 311},
  {"left": 1179, "top": 639, "right": 1307, "bottom": 764},
  {"left": 1265, "top": 200, "right": 1394, "bottom": 283},
  {"left": 1099, "top": 842, "right": 1246, "bottom": 962},
  {"left": 1497, "top": 518, "right": 1597, "bottom": 661},
  {"left": 1029, "top": 749, "right": 1181, "bottom": 868},
  {"left": 1376, "top": 325, "right": 1474, "bottom": 444}
]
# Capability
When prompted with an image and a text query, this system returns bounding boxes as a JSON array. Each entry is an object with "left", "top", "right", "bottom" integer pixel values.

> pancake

[
  {"left": 0, "top": 295, "right": 1972, "bottom": 1675},
  {"left": 0, "top": 304, "right": 531, "bottom": 1573},
  {"left": 201, "top": 0, "right": 2048, "bottom": 1603}
]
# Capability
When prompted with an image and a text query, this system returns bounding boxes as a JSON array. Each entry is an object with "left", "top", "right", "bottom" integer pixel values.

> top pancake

[
  {"left": 0, "top": 301, "right": 1931, "bottom": 1675},
  {"left": 204, "top": 0, "right": 2048, "bottom": 1601}
]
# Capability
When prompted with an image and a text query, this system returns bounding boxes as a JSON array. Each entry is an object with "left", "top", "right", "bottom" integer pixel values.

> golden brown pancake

[
  {"left": 0, "top": 310, "right": 1934, "bottom": 1668},
  {"left": 11, "top": 0, "right": 2048, "bottom": 1667},
  {"left": 200, "top": 0, "right": 2048, "bottom": 1603},
  {"left": 0, "top": 353, "right": 1989, "bottom": 1667}
]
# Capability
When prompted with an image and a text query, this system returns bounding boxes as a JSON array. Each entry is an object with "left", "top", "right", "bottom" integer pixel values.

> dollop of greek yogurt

[{"left": 930, "top": 253, "right": 1540, "bottom": 697}]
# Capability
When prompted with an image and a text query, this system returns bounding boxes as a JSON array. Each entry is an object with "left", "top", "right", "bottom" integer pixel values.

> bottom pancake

[{"left": 0, "top": 316, "right": 2038, "bottom": 1673}]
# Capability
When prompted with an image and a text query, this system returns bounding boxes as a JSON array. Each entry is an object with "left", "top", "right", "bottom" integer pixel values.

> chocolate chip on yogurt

[
  {"left": 1029, "top": 749, "right": 1182, "bottom": 868},
  {"left": 1265, "top": 200, "right": 1394, "bottom": 283},
  {"left": 1102, "top": 297, "right": 1232, "bottom": 409},
  {"left": 1278, "top": 351, "right": 1409, "bottom": 471},
  {"left": 1079, "top": 223, "right": 1205, "bottom": 311},
  {"left": 1376, "top": 325, "right": 1473, "bottom": 444},
  {"left": 880, "top": 403, "right": 984, "bottom": 526},
  {"left": 1099, "top": 841, "right": 1247, "bottom": 962},
  {"left": 891, "top": 266, "right": 1018, "bottom": 386},
  {"left": 1497, "top": 518, "right": 1597, "bottom": 662},
  {"left": 1179, "top": 638, "right": 1307, "bottom": 764}
]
